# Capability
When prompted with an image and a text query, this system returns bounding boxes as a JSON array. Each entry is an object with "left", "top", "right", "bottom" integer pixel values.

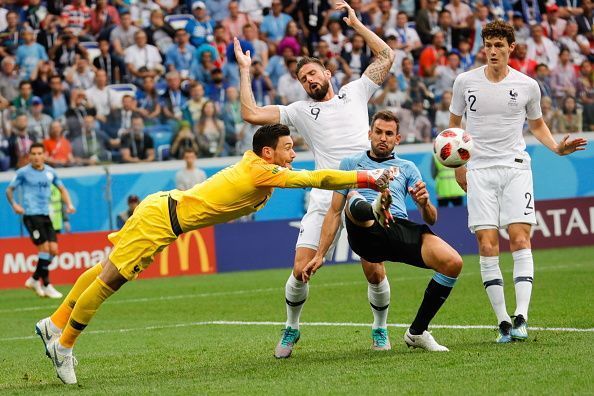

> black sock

[
  {"left": 409, "top": 278, "right": 454, "bottom": 335},
  {"left": 37, "top": 255, "right": 52, "bottom": 286},
  {"left": 348, "top": 197, "right": 375, "bottom": 222}
]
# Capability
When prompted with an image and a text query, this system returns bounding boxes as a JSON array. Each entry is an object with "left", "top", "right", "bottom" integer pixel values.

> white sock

[
  {"left": 513, "top": 249, "right": 534, "bottom": 320},
  {"left": 57, "top": 341, "right": 73, "bottom": 355},
  {"left": 49, "top": 318, "right": 62, "bottom": 333},
  {"left": 368, "top": 277, "right": 390, "bottom": 329},
  {"left": 285, "top": 273, "right": 308, "bottom": 330},
  {"left": 480, "top": 256, "right": 511, "bottom": 324}
]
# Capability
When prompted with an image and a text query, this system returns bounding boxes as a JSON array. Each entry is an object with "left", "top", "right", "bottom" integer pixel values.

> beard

[{"left": 307, "top": 80, "right": 330, "bottom": 101}]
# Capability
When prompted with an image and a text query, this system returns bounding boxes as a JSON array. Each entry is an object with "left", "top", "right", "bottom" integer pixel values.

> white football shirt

[
  {"left": 279, "top": 75, "right": 378, "bottom": 171},
  {"left": 450, "top": 66, "right": 542, "bottom": 170}
]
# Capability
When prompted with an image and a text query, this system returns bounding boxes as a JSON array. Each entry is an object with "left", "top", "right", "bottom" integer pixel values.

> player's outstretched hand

[
  {"left": 557, "top": 134, "right": 588, "bottom": 156},
  {"left": 336, "top": 0, "right": 358, "bottom": 27},
  {"left": 408, "top": 181, "right": 430, "bottom": 207},
  {"left": 233, "top": 37, "right": 251, "bottom": 69},
  {"left": 12, "top": 203, "right": 24, "bottom": 215},
  {"left": 66, "top": 204, "right": 76, "bottom": 214},
  {"left": 302, "top": 256, "right": 324, "bottom": 283}
]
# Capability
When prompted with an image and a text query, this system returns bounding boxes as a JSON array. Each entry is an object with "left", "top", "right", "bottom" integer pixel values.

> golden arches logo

[{"left": 159, "top": 230, "right": 211, "bottom": 275}]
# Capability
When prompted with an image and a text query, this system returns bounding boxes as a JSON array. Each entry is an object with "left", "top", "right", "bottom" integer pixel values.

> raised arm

[
  {"left": 233, "top": 38, "right": 280, "bottom": 125},
  {"left": 302, "top": 192, "right": 347, "bottom": 282},
  {"left": 337, "top": 1, "right": 394, "bottom": 85}
]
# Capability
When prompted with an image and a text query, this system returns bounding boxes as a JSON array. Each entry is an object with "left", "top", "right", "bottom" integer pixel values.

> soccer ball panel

[{"left": 433, "top": 128, "right": 473, "bottom": 168}]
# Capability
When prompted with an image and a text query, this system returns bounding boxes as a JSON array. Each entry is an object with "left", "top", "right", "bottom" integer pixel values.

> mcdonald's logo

[{"left": 158, "top": 229, "right": 214, "bottom": 276}]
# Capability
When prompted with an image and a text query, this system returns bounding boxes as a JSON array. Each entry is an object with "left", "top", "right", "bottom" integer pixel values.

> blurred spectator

[
  {"left": 250, "top": 60, "right": 274, "bottom": 106},
  {"left": 175, "top": 148, "right": 206, "bottom": 190},
  {"left": 324, "top": 57, "right": 351, "bottom": 92},
  {"left": 405, "top": 100, "right": 432, "bottom": 143},
  {"left": 0, "top": 130, "right": 9, "bottom": 171},
  {"left": 90, "top": 0, "right": 120, "bottom": 38},
  {"left": 418, "top": 31, "right": 446, "bottom": 78},
  {"left": 205, "top": 68, "right": 228, "bottom": 109},
  {"left": 509, "top": 42, "right": 537, "bottom": 77},
  {"left": 190, "top": 43, "right": 218, "bottom": 84},
  {"left": 43, "top": 121, "right": 74, "bottom": 167},
  {"left": 434, "top": 90, "right": 452, "bottom": 132},
  {"left": 72, "top": 109, "right": 113, "bottom": 165},
  {"left": 535, "top": 63, "right": 554, "bottom": 102},
  {"left": 22, "top": 0, "right": 50, "bottom": 31},
  {"left": 261, "top": 0, "right": 293, "bottom": 43},
  {"left": 161, "top": 71, "right": 188, "bottom": 127},
  {"left": 471, "top": 3, "right": 492, "bottom": 55},
  {"left": 0, "top": 11, "right": 23, "bottom": 58},
  {"left": 16, "top": 28, "right": 48, "bottom": 80},
  {"left": 8, "top": 113, "right": 33, "bottom": 168},
  {"left": 371, "top": 72, "right": 407, "bottom": 113},
  {"left": 125, "top": 30, "right": 163, "bottom": 84},
  {"left": 551, "top": 48, "right": 577, "bottom": 101},
  {"left": 321, "top": 19, "right": 348, "bottom": 56},
  {"left": 31, "top": 60, "right": 55, "bottom": 97},
  {"left": 341, "top": 33, "right": 370, "bottom": 81},
  {"left": 36, "top": 15, "right": 61, "bottom": 53},
  {"left": 541, "top": 4, "right": 566, "bottom": 41},
  {"left": 116, "top": 194, "right": 140, "bottom": 229},
  {"left": 577, "top": 60, "right": 594, "bottom": 130},
  {"left": 110, "top": 11, "right": 139, "bottom": 57},
  {"left": 242, "top": 23, "right": 268, "bottom": 67},
  {"left": 540, "top": 96, "right": 558, "bottom": 133},
  {"left": 106, "top": 94, "right": 140, "bottom": 137},
  {"left": 0, "top": 56, "right": 19, "bottom": 101},
  {"left": 155, "top": 0, "right": 181, "bottom": 14},
  {"left": 145, "top": 9, "right": 175, "bottom": 54},
  {"left": 49, "top": 31, "right": 87, "bottom": 75},
  {"left": 212, "top": 25, "right": 229, "bottom": 68},
  {"left": 415, "top": 0, "right": 440, "bottom": 45},
  {"left": 372, "top": 0, "right": 397, "bottom": 38},
  {"left": 340, "top": 0, "right": 372, "bottom": 37},
  {"left": 165, "top": 29, "right": 196, "bottom": 78},
  {"left": 456, "top": 37, "right": 475, "bottom": 71},
  {"left": 526, "top": 24, "right": 559, "bottom": 70},
  {"left": 93, "top": 38, "right": 126, "bottom": 84},
  {"left": 170, "top": 121, "right": 199, "bottom": 159},
  {"left": 221, "top": 86, "right": 241, "bottom": 150},
  {"left": 445, "top": 0, "right": 472, "bottom": 29},
  {"left": 42, "top": 74, "right": 70, "bottom": 120},
  {"left": 278, "top": 57, "right": 308, "bottom": 105},
  {"left": 195, "top": 100, "right": 224, "bottom": 157},
  {"left": 511, "top": 11, "right": 530, "bottom": 43},
  {"left": 266, "top": 39, "right": 297, "bottom": 87},
  {"left": 388, "top": 11, "right": 421, "bottom": 54},
  {"left": 239, "top": 0, "right": 266, "bottom": 23},
  {"left": 61, "top": 0, "right": 91, "bottom": 39},
  {"left": 222, "top": 1, "right": 251, "bottom": 42},
  {"left": 12, "top": 80, "right": 34, "bottom": 114},
  {"left": 558, "top": 21, "right": 590, "bottom": 65},
  {"left": 131, "top": 0, "right": 161, "bottom": 29},
  {"left": 135, "top": 75, "right": 162, "bottom": 125},
  {"left": 207, "top": 0, "right": 231, "bottom": 23},
  {"left": 437, "top": 9, "right": 456, "bottom": 52},
  {"left": 283, "top": 20, "right": 308, "bottom": 56},
  {"left": 555, "top": 96, "right": 583, "bottom": 134},
  {"left": 434, "top": 52, "right": 463, "bottom": 99},
  {"left": 575, "top": 0, "right": 594, "bottom": 39},
  {"left": 85, "top": 70, "right": 110, "bottom": 123},
  {"left": 120, "top": 114, "right": 155, "bottom": 162},
  {"left": 65, "top": 57, "right": 95, "bottom": 90},
  {"left": 186, "top": 1, "right": 215, "bottom": 48},
  {"left": 183, "top": 80, "right": 207, "bottom": 126},
  {"left": 64, "top": 90, "right": 95, "bottom": 140},
  {"left": 27, "top": 96, "right": 52, "bottom": 141},
  {"left": 485, "top": 0, "right": 511, "bottom": 22}
]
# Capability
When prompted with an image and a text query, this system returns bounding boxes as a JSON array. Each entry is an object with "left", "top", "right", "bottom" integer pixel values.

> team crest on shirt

[
  {"left": 508, "top": 89, "right": 519, "bottom": 107},
  {"left": 45, "top": 171, "right": 54, "bottom": 181},
  {"left": 337, "top": 91, "right": 351, "bottom": 104}
]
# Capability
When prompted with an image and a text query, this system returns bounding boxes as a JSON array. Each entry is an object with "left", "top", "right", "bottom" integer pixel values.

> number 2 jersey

[{"left": 450, "top": 66, "right": 542, "bottom": 170}]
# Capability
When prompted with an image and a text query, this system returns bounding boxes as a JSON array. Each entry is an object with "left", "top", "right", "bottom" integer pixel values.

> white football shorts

[
  {"left": 467, "top": 166, "right": 537, "bottom": 232},
  {"left": 296, "top": 188, "right": 345, "bottom": 259}
]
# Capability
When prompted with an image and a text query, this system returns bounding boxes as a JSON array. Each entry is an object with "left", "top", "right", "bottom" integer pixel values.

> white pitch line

[{"left": 1, "top": 320, "right": 593, "bottom": 342}]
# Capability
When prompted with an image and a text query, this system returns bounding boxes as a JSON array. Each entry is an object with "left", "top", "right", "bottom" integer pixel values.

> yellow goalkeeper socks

[
  {"left": 50, "top": 263, "right": 104, "bottom": 330},
  {"left": 59, "top": 277, "right": 115, "bottom": 349}
]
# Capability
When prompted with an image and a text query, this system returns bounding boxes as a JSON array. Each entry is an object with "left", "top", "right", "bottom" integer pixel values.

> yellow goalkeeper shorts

[{"left": 107, "top": 192, "right": 178, "bottom": 281}]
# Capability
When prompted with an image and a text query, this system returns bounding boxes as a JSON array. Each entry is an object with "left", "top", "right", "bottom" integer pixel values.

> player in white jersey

[
  {"left": 234, "top": 0, "right": 395, "bottom": 358},
  {"left": 449, "top": 20, "right": 587, "bottom": 343}
]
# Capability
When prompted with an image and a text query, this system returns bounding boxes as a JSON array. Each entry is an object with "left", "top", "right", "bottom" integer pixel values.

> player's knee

[
  {"left": 477, "top": 240, "right": 498, "bottom": 256},
  {"left": 362, "top": 262, "right": 385, "bottom": 284},
  {"left": 49, "top": 246, "right": 59, "bottom": 256},
  {"left": 445, "top": 254, "right": 463, "bottom": 277},
  {"left": 509, "top": 236, "right": 531, "bottom": 251}
]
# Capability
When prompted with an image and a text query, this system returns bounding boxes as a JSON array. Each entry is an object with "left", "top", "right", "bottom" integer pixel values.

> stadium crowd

[{"left": 0, "top": 0, "right": 592, "bottom": 171}]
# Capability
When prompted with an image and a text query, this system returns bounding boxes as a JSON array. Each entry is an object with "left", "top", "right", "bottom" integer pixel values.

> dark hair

[
  {"left": 252, "top": 124, "right": 291, "bottom": 155},
  {"left": 561, "top": 96, "right": 578, "bottom": 114},
  {"left": 296, "top": 57, "right": 326, "bottom": 78},
  {"left": 535, "top": 63, "right": 548, "bottom": 71},
  {"left": 371, "top": 110, "right": 400, "bottom": 134},
  {"left": 481, "top": 20, "right": 515, "bottom": 45},
  {"left": 183, "top": 147, "right": 197, "bottom": 155},
  {"left": 19, "top": 80, "right": 31, "bottom": 88},
  {"left": 29, "top": 142, "right": 44, "bottom": 152}
]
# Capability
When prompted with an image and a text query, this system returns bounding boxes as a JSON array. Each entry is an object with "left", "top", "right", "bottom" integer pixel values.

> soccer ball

[{"left": 433, "top": 128, "right": 473, "bottom": 168}]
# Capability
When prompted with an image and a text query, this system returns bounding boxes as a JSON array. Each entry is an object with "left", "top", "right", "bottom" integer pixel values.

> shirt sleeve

[
  {"left": 250, "top": 163, "right": 290, "bottom": 187},
  {"left": 8, "top": 170, "right": 23, "bottom": 189},
  {"left": 449, "top": 74, "right": 466, "bottom": 116},
  {"left": 526, "top": 79, "right": 543, "bottom": 120},
  {"left": 52, "top": 169, "right": 64, "bottom": 188},
  {"left": 344, "top": 75, "right": 380, "bottom": 103},
  {"left": 278, "top": 102, "right": 297, "bottom": 128}
]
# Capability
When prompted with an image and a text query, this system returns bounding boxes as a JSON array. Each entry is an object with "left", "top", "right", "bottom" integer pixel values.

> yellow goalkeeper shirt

[{"left": 170, "top": 150, "right": 360, "bottom": 232}]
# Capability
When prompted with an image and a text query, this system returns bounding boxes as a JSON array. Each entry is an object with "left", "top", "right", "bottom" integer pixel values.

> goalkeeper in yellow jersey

[{"left": 35, "top": 123, "right": 393, "bottom": 385}]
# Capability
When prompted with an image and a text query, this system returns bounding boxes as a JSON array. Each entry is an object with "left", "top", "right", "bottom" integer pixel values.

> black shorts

[
  {"left": 345, "top": 215, "right": 434, "bottom": 268},
  {"left": 23, "top": 215, "right": 57, "bottom": 245}
]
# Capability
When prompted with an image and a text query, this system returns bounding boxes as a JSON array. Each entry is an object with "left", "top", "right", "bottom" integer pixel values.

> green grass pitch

[{"left": 0, "top": 246, "right": 592, "bottom": 394}]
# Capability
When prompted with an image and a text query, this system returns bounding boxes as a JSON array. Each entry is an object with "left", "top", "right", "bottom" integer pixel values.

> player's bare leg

[
  {"left": 404, "top": 234, "right": 462, "bottom": 352},
  {"left": 275, "top": 247, "right": 315, "bottom": 358},
  {"left": 476, "top": 228, "right": 512, "bottom": 343},
  {"left": 508, "top": 223, "right": 533, "bottom": 340}
]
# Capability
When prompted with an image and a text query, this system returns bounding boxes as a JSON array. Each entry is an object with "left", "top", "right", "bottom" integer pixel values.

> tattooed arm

[{"left": 335, "top": 1, "right": 394, "bottom": 85}]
